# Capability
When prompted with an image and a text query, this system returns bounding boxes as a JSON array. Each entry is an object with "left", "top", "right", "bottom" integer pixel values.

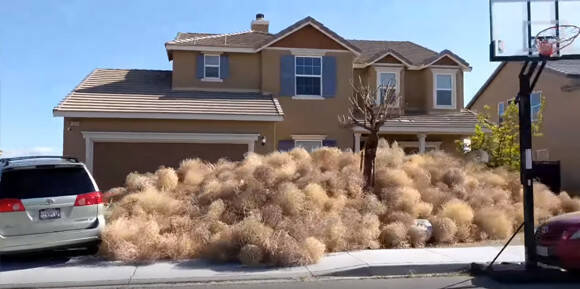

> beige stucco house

[
  {"left": 54, "top": 15, "right": 476, "bottom": 189},
  {"left": 467, "top": 60, "right": 580, "bottom": 193}
]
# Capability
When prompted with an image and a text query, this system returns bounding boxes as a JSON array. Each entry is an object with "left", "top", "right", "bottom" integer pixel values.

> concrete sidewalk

[{"left": 0, "top": 245, "right": 524, "bottom": 288}]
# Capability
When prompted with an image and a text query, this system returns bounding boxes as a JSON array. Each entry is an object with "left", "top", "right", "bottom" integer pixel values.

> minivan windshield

[{"left": 0, "top": 166, "right": 95, "bottom": 199}]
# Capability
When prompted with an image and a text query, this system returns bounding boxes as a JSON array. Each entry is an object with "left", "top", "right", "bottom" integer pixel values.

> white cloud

[{"left": 0, "top": 147, "right": 61, "bottom": 158}]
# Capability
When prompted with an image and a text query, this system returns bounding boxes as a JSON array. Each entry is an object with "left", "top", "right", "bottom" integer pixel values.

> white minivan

[{"left": 0, "top": 156, "right": 105, "bottom": 254}]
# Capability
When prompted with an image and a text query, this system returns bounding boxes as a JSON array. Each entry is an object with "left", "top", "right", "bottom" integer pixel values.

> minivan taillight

[
  {"left": 74, "top": 192, "right": 103, "bottom": 206},
  {"left": 0, "top": 199, "right": 25, "bottom": 213}
]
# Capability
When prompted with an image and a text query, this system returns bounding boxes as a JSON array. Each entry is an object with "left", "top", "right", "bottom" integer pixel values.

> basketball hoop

[{"left": 535, "top": 24, "right": 580, "bottom": 58}]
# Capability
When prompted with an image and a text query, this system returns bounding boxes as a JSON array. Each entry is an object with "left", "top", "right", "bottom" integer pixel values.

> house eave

[
  {"left": 53, "top": 110, "right": 284, "bottom": 122},
  {"left": 352, "top": 126, "right": 476, "bottom": 135}
]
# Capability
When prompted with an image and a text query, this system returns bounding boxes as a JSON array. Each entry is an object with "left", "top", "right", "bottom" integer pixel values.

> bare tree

[{"left": 339, "top": 77, "right": 401, "bottom": 191}]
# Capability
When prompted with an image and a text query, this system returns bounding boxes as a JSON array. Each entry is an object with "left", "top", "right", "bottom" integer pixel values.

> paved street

[{"left": 45, "top": 276, "right": 580, "bottom": 289}]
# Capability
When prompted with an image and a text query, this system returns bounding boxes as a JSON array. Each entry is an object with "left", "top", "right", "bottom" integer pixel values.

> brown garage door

[{"left": 92, "top": 142, "right": 247, "bottom": 190}]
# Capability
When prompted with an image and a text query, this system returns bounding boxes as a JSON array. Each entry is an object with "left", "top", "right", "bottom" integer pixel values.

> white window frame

[
  {"left": 432, "top": 68, "right": 457, "bottom": 109},
  {"left": 498, "top": 101, "right": 505, "bottom": 124},
  {"left": 375, "top": 66, "right": 402, "bottom": 106},
  {"left": 291, "top": 134, "right": 326, "bottom": 152},
  {"left": 203, "top": 54, "right": 221, "bottom": 80},
  {"left": 294, "top": 56, "right": 323, "bottom": 99},
  {"left": 531, "top": 91, "right": 542, "bottom": 122}
]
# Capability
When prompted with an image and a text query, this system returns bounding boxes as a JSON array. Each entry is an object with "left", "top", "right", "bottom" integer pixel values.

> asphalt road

[{"left": 46, "top": 275, "right": 580, "bottom": 289}]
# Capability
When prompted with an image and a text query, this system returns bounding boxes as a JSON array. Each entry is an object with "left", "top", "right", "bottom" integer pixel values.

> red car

[{"left": 535, "top": 212, "right": 580, "bottom": 271}]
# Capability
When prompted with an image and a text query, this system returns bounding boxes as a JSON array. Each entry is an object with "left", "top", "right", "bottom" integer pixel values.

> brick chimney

[{"left": 251, "top": 13, "right": 269, "bottom": 33}]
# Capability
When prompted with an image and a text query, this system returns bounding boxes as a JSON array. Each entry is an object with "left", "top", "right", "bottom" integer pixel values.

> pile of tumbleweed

[{"left": 101, "top": 140, "right": 580, "bottom": 266}]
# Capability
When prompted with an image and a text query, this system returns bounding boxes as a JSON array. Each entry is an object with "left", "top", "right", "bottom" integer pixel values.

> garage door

[{"left": 92, "top": 142, "right": 247, "bottom": 190}]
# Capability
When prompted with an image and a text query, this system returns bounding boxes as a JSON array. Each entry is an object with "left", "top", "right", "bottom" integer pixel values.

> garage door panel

[{"left": 93, "top": 142, "right": 247, "bottom": 190}]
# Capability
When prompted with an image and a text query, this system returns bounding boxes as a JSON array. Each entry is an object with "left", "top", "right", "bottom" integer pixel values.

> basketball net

[{"left": 535, "top": 24, "right": 580, "bottom": 58}]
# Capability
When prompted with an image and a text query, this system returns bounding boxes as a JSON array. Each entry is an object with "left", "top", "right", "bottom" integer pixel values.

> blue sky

[{"left": 0, "top": 0, "right": 497, "bottom": 157}]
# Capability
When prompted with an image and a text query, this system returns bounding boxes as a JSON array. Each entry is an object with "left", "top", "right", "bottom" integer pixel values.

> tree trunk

[{"left": 363, "top": 132, "right": 379, "bottom": 192}]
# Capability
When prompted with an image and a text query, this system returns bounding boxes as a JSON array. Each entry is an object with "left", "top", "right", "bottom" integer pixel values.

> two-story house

[
  {"left": 467, "top": 60, "right": 580, "bottom": 193},
  {"left": 53, "top": 15, "right": 476, "bottom": 189}
]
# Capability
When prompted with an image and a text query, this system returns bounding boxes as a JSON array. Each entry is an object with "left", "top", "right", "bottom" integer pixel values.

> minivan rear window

[{"left": 0, "top": 166, "right": 95, "bottom": 199}]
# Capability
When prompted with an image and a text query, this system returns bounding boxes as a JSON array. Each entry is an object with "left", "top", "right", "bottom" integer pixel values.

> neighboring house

[
  {"left": 54, "top": 14, "right": 475, "bottom": 189},
  {"left": 467, "top": 60, "right": 580, "bottom": 193}
]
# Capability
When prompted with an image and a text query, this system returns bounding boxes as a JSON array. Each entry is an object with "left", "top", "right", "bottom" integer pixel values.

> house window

[
  {"left": 204, "top": 54, "right": 220, "bottom": 78},
  {"left": 432, "top": 69, "right": 456, "bottom": 109},
  {"left": 295, "top": 56, "right": 322, "bottom": 96},
  {"left": 376, "top": 67, "right": 401, "bottom": 106},
  {"left": 292, "top": 134, "right": 326, "bottom": 152},
  {"left": 295, "top": 140, "right": 323, "bottom": 152},
  {"left": 531, "top": 92, "right": 542, "bottom": 122},
  {"left": 498, "top": 101, "right": 505, "bottom": 124}
]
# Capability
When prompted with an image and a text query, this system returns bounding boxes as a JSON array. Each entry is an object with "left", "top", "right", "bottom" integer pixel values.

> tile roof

[
  {"left": 348, "top": 40, "right": 439, "bottom": 65},
  {"left": 380, "top": 110, "right": 478, "bottom": 132},
  {"left": 168, "top": 31, "right": 274, "bottom": 48},
  {"left": 166, "top": 16, "right": 469, "bottom": 67},
  {"left": 546, "top": 59, "right": 580, "bottom": 76},
  {"left": 53, "top": 69, "right": 284, "bottom": 121}
]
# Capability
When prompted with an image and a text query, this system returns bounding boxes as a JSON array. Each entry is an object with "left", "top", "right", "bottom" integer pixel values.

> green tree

[{"left": 463, "top": 97, "right": 544, "bottom": 170}]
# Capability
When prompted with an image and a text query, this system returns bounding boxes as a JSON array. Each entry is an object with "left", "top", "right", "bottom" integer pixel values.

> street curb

[
  {"left": 0, "top": 264, "right": 473, "bottom": 289},
  {"left": 320, "top": 263, "right": 470, "bottom": 278}
]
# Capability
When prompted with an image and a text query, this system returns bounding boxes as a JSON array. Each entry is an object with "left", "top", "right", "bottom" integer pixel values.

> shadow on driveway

[{"left": 0, "top": 249, "right": 97, "bottom": 272}]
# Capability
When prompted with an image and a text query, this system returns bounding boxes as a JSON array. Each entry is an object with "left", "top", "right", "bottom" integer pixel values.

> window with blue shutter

[
  {"left": 220, "top": 55, "right": 229, "bottom": 79},
  {"left": 196, "top": 55, "right": 204, "bottom": 79},
  {"left": 295, "top": 56, "right": 322, "bottom": 96},
  {"left": 322, "top": 56, "right": 337, "bottom": 98},
  {"left": 322, "top": 139, "right": 337, "bottom": 147},
  {"left": 278, "top": 140, "right": 295, "bottom": 151},
  {"left": 203, "top": 55, "right": 220, "bottom": 78},
  {"left": 280, "top": 55, "right": 295, "bottom": 96}
]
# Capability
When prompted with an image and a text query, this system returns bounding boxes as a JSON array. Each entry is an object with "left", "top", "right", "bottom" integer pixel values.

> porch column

[
  {"left": 354, "top": 133, "right": 361, "bottom": 153},
  {"left": 417, "top": 133, "right": 427, "bottom": 153}
]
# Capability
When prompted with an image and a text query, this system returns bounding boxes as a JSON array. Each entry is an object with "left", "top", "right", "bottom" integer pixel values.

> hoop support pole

[{"left": 517, "top": 59, "right": 546, "bottom": 270}]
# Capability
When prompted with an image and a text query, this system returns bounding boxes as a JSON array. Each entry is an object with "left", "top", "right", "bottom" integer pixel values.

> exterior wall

[
  {"left": 270, "top": 25, "right": 347, "bottom": 50},
  {"left": 377, "top": 55, "right": 403, "bottom": 64},
  {"left": 261, "top": 48, "right": 354, "bottom": 150},
  {"left": 433, "top": 57, "right": 460, "bottom": 66},
  {"left": 63, "top": 117, "right": 277, "bottom": 162},
  {"left": 468, "top": 62, "right": 580, "bottom": 193},
  {"left": 353, "top": 67, "right": 369, "bottom": 87},
  {"left": 404, "top": 69, "right": 429, "bottom": 112},
  {"left": 172, "top": 50, "right": 261, "bottom": 91}
]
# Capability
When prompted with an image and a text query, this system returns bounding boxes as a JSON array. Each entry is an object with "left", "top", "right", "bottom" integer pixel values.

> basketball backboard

[{"left": 490, "top": 0, "right": 580, "bottom": 61}]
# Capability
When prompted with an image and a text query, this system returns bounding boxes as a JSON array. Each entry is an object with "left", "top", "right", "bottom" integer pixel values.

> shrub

[
  {"left": 380, "top": 222, "right": 408, "bottom": 248},
  {"left": 440, "top": 199, "right": 474, "bottom": 226},
  {"left": 239, "top": 244, "right": 264, "bottom": 266},
  {"left": 101, "top": 141, "right": 580, "bottom": 266},
  {"left": 474, "top": 208, "right": 513, "bottom": 239},
  {"left": 155, "top": 167, "right": 179, "bottom": 192},
  {"left": 431, "top": 217, "right": 457, "bottom": 243}
]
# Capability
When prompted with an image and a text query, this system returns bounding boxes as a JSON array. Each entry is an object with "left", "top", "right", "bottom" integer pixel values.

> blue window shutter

[
  {"left": 280, "top": 55, "right": 295, "bottom": 96},
  {"left": 196, "top": 55, "right": 204, "bottom": 79},
  {"left": 322, "top": 56, "right": 337, "bottom": 98},
  {"left": 220, "top": 55, "right": 229, "bottom": 79},
  {"left": 322, "top": 139, "right": 337, "bottom": 147},
  {"left": 278, "top": 140, "right": 295, "bottom": 151}
]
